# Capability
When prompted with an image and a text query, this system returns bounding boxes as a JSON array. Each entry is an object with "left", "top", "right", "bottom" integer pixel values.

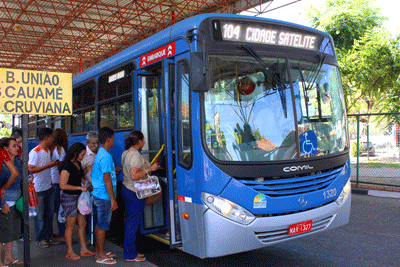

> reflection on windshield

[
  {"left": 204, "top": 55, "right": 348, "bottom": 162},
  {"left": 291, "top": 60, "right": 348, "bottom": 158}
]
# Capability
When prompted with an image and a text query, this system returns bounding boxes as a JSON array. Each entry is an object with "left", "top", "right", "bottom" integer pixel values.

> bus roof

[{"left": 73, "top": 13, "right": 329, "bottom": 86}]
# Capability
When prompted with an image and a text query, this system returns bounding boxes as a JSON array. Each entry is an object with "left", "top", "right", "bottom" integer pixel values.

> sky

[{"left": 242, "top": 0, "right": 399, "bottom": 35}]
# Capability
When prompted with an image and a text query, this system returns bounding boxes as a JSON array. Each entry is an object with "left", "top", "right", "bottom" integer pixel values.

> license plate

[{"left": 288, "top": 220, "right": 312, "bottom": 235}]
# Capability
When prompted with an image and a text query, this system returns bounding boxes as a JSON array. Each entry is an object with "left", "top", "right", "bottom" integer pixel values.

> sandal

[
  {"left": 65, "top": 255, "right": 80, "bottom": 260},
  {"left": 5, "top": 259, "right": 23, "bottom": 265},
  {"left": 105, "top": 252, "right": 116, "bottom": 257},
  {"left": 126, "top": 256, "right": 146, "bottom": 262},
  {"left": 96, "top": 258, "right": 116, "bottom": 265},
  {"left": 80, "top": 252, "right": 95, "bottom": 257}
]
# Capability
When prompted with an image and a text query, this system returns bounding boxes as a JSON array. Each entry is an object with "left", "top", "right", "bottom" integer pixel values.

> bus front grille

[
  {"left": 254, "top": 215, "right": 335, "bottom": 244},
  {"left": 239, "top": 168, "right": 342, "bottom": 197}
]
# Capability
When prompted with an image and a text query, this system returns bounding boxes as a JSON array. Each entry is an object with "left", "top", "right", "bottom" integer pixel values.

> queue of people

[{"left": 0, "top": 126, "right": 161, "bottom": 265}]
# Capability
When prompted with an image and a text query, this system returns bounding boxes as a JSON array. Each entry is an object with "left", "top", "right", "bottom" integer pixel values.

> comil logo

[{"left": 283, "top": 165, "right": 314, "bottom": 172}]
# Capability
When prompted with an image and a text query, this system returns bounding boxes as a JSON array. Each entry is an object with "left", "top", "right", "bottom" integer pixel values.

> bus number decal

[
  {"left": 323, "top": 188, "right": 337, "bottom": 200},
  {"left": 222, "top": 24, "right": 240, "bottom": 40}
]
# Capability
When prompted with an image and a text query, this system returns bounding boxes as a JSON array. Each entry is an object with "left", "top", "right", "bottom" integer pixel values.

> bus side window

[
  {"left": 71, "top": 81, "right": 95, "bottom": 134},
  {"left": 28, "top": 115, "right": 36, "bottom": 139},
  {"left": 177, "top": 60, "right": 192, "bottom": 169},
  {"left": 54, "top": 116, "right": 70, "bottom": 135},
  {"left": 98, "top": 64, "right": 134, "bottom": 130}
]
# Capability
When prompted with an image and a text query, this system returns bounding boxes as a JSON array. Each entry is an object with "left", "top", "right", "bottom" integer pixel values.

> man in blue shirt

[{"left": 92, "top": 127, "right": 118, "bottom": 265}]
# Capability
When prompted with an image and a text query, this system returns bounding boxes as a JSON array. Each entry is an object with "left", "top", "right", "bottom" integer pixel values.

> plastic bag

[
  {"left": 134, "top": 175, "right": 161, "bottom": 199},
  {"left": 58, "top": 204, "right": 66, "bottom": 223},
  {"left": 78, "top": 191, "right": 92, "bottom": 215},
  {"left": 28, "top": 180, "right": 38, "bottom": 207}
]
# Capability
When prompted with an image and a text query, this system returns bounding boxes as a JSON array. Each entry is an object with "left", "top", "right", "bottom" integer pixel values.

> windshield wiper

[
  {"left": 306, "top": 54, "right": 326, "bottom": 92},
  {"left": 298, "top": 64, "right": 310, "bottom": 119},
  {"left": 239, "top": 44, "right": 288, "bottom": 118}
]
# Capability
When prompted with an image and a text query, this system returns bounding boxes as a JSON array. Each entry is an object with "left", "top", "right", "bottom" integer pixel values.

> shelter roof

[{"left": 0, "top": 0, "right": 280, "bottom": 75}]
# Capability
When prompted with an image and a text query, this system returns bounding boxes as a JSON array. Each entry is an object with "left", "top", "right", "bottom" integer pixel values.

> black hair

[
  {"left": 98, "top": 127, "right": 114, "bottom": 145},
  {"left": 38, "top": 127, "right": 54, "bottom": 141},
  {"left": 0, "top": 137, "right": 16, "bottom": 149},
  {"left": 63, "top": 142, "right": 86, "bottom": 165},
  {"left": 124, "top": 131, "right": 144, "bottom": 150},
  {"left": 11, "top": 127, "right": 23, "bottom": 139}
]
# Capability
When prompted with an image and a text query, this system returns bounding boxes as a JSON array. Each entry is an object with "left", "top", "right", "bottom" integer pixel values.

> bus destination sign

[{"left": 215, "top": 20, "right": 321, "bottom": 51}]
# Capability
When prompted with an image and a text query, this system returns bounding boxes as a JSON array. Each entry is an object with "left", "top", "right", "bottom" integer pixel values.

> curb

[{"left": 352, "top": 188, "right": 400, "bottom": 199}]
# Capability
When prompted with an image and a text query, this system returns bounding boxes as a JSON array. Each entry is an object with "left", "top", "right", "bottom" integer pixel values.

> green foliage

[
  {"left": 0, "top": 114, "right": 12, "bottom": 137},
  {"left": 304, "top": 0, "right": 400, "bottom": 126},
  {"left": 304, "top": 0, "right": 386, "bottom": 50},
  {"left": 351, "top": 140, "right": 363, "bottom": 157},
  {"left": 340, "top": 29, "right": 400, "bottom": 119}
]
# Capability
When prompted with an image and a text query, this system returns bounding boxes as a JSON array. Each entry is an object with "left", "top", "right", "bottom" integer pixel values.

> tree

[
  {"left": 0, "top": 113, "right": 12, "bottom": 137},
  {"left": 340, "top": 28, "right": 400, "bottom": 117},
  {"left": 304, "top": 0, "right": 386, "bottom": 51},
  {"left": 304, "top": 0, "right": 400, "bottom": 121}
]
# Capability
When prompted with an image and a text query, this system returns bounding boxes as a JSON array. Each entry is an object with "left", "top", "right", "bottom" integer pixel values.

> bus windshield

[{"left": 204, "top": 55, "right": 348, "bottom": 162}]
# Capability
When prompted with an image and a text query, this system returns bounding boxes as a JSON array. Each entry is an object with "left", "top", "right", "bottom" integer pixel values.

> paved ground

[
  {"left": 12, "top": 188, "right": 400, "bottom": 267},
  {"left": 12, "top": 218, "right": 157, "bottom": 267}
]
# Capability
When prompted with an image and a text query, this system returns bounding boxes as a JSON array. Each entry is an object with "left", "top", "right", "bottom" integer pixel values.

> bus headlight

[
  {"left": 202, "top": 192, "right": 255, "bottom": 225},
  {"left": 336, "top": 178, "right": 351, "bottom": 205}
]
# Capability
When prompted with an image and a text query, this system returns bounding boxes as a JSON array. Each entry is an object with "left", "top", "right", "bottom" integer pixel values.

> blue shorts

[{"left": 93, "top": 196, "right": 112, "bottom": 231}]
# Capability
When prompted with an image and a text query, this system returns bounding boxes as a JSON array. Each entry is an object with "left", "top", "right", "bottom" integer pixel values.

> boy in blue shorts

[{"left": 91, "top": 127, "right": 118, "bottom": 265}]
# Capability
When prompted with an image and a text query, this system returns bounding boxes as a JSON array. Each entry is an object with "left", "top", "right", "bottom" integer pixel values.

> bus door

[
  {"left": 133, "top": 70, "right": 165, "bottom": 232},
  {"left": 162, "top": 58, "right": 183, "bottom": 247}
]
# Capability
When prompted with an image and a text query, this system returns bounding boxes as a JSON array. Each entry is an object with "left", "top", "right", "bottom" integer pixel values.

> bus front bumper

[{"left": 202, "top": 192, "right": 351, "bottom": 258}]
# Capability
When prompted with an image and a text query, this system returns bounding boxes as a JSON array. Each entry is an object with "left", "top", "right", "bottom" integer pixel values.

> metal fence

[{"left": 348, "top": 113, "right": 400, "bottom": 190}]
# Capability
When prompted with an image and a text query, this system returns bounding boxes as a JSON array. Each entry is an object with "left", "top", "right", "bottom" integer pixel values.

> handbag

[
  {"left": 122, "top": 146, "right": 163, "bottom": 200},
  {"left": 134, "top": 175, "right": 161, "bottom": 199},
  {"left": 28, "top": 180, "right": 38, "bottom": 207}
]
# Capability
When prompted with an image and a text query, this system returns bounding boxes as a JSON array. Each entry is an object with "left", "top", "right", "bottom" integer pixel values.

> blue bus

[{"left": 23, "top": 13, "right": 351, "bottom": 258}]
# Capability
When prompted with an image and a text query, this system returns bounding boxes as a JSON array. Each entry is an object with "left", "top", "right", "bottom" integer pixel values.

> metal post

[
  {"left": 22, "top": 114, "right": 30, "bottom": 267},
  {"left": 366, "top": 115, "right": 370, "bottom": 161},
  {"left": 356, "top": 115, "right": 360, "bottom": 187}
]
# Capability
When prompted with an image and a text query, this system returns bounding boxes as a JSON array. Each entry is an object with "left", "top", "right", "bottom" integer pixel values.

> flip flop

[
  {"left": 65, "top": 255, "right": 81, "bottom": 260},
  {"left": 126, "top": 257, "right": 146, "bottom": 262},
  {"left": 105, "top": 252, "right": 116, "bottom": 257},
  {"left": 96, "top": 258, "right": 116, "bottom": 265},
  {"left": 5, "top": 259, "right": 23, "bottom": 265},
  {"left": 80, "top": 252, "right": 95, "bottom": 257}
]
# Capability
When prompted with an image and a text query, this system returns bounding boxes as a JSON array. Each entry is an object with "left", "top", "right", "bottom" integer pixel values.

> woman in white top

[
  {"left": 51, "top": 128, "right": 68, "bottom": 243},
  {"left": 121, "top": 131, "right": 161, "bottom": 262}
]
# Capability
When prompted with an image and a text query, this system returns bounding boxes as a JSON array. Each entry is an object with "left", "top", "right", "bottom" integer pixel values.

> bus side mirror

[{"left": 190, "top": 52, "right": 208, "bottom": 92}]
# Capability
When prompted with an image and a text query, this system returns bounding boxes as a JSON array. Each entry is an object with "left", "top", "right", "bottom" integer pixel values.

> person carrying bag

[
  {"left": 59, "top": 142, "right": 94, "bottom": 260},
  {"left": 121, "top": 131, "right": 162, "bottom": 262},
  {"left": 132, "top": 144, "right": 164, "bottom": 203}
]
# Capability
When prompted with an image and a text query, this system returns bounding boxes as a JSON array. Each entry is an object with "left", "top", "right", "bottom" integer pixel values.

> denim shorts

[{"left": 93, "top": 196, "right": 112, "bottom": 231}]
